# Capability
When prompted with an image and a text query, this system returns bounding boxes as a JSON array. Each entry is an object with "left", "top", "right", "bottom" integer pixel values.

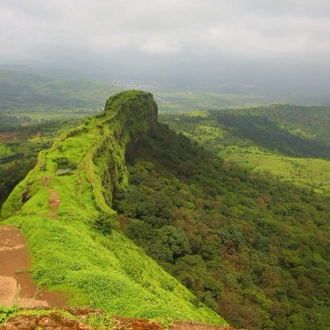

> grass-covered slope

[{"left": 0, "top": 90, "right": 226, "bottom": 325}]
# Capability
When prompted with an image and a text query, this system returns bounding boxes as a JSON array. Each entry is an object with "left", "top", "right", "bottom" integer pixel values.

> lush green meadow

[
  {"left": 4, "top": 214, "right": 222, "bottom": 324},
  {"left": 219, "top": 148, "right": 330, "bottom": 195}
]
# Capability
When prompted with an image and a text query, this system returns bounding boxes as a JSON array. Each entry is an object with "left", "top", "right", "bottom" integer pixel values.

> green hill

[
  {"left": 0, "top": 91, "right": 226, "bottom": 326},
  {"left": 0, "top": 69, "right": 122, "bottom": 122}
]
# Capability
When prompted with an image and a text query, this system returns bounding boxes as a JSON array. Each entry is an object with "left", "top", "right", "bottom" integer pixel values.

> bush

[{"left": 92, "top": 212, "right": 113, "bottom": 235}]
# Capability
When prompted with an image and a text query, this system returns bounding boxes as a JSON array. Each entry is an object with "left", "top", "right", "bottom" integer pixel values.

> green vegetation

[
  {"left": 0, "top": 119, "right": 82, "bottom": 208},
  {"left": 154, "top": 87, "right": 330, "bottom": 113},
  {"left": 155, "top": 91, "right": 267, "bottom": 112},
  {"left": 161, "top": 104, "right": 330, "bottom": 194},
  {"left": 2, "top": 77, "right": 330, "bottom": 329},
  {"left": 113, "top": 123, "right": 330, "bottom": 329},
  {"left": 220, "top": 152, "right": 330, "bottom": 194},
  {"left": 1, "top": 91, "right": 225, "bottom": 326},
  {"left": 0, "top": 68, "right": 123, "bottom": 209},
  {"left": 0, "top": 306, "right": 17, "bottom": 324}
]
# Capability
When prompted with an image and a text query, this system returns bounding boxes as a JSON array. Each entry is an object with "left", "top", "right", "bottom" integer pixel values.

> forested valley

[{"left": 113, "top": 122, "right": 330, "bottom": 330}]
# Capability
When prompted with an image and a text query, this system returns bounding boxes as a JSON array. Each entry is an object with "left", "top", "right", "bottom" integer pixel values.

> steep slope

[
  {"left": 125, "top": 111, "right": 330, "bottom": 329},
  {"left": 0, "top": 91, "right": 226, "bottom": 325}
]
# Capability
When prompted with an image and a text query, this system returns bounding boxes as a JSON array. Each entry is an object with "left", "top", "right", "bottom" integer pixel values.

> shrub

[{"left": 92, "top": 212, "right": 113, "bottom": 235}]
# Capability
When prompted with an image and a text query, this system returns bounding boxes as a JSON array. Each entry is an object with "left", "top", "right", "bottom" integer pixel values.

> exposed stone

[
  {"left": 112, "top": 315, "right": 164, "bottom": 330},
  {"left": 64, "top": 307, "right": 104, "bottom": 319},
  {"left": 170, "top": 322, "right": 245, "bottom": 330},
  {"left": 1, "top": 313, "right": 93, "bottom": 330}
]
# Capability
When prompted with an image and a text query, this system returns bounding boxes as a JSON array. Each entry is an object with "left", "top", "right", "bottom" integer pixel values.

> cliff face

[
  {"left": 93, "top": 90, "right": 158, "bottom": 210},
  {"left": 0, "top": 91, "right": 227, "bottom": 325},
  {"left": 105, "top": 90, "right": 158, "bottom": 136},
  {"left": 1, "top": 90, "right": 158, "bottom": 220}
]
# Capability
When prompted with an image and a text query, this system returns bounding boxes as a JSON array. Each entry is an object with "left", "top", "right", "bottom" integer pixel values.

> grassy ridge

[{"left": 1, "top": 91, "right": 226, "bottom": 325}]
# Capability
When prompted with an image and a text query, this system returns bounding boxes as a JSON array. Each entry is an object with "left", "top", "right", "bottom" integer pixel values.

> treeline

[
  {"left": 113, "top": 123, "right": 330, "bottom": 330},
  {"left": 212, "top": 113, "right": 330, "bottom": 158},
  {"left": 0, "top": 114, "right": 32, "bottom": 132},
  {"left": 208, "top": 104, "right": 330, "bottom": 158}
]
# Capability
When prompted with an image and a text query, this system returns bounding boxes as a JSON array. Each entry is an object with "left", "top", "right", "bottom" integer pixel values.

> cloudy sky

[{"left": 2, "top": 0, "right": 330, "bottom": 86}]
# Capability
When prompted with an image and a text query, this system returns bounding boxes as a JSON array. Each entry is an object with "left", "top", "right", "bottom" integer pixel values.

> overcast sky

[{"left": 2, "top": 0, "right": 330, "bottom": 86}]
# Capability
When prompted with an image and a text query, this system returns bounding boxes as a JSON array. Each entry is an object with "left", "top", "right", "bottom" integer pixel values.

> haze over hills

[
  {"left": 2, "top": 67, "right": 330, "bottom": 116},
  {"left": 3, "top": 0, "right": 330, "bottom": 93},
  {"left": 0, "top": 68, "right": 121, "bottom": 111}
]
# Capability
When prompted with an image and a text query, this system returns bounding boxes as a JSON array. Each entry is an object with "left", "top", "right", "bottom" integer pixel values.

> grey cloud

[{"left": 1, "top": 0, "right": 330, "bottom": 87}]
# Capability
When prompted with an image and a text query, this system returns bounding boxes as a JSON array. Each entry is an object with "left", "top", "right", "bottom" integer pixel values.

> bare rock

[{"left": 0, "top": 313, "right": 93, "bottom": 330}]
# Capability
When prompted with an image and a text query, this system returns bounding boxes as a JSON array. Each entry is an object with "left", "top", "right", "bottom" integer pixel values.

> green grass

[
  {"left": 11, "top": 107, "right": 102, "bottom": 121},
  {"left": 3, "top": 213, "right": 225, "bottom": 323},
  {"left": 219, "top": 148, "right": 330, "bottom": 195},
  {"left": 0, "top": 144, "right": 15, "bottom": 157}
]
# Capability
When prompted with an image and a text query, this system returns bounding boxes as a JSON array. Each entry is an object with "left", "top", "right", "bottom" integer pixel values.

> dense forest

[{"left": 113, "top": 122, "right": 330, "bottom": 330}]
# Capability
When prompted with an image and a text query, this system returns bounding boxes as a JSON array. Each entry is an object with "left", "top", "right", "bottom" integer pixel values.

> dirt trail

[
  {"left": 42, "top": 176, "right": 60, "bottom": 218},
  {"left": 0, "top": 225, "right": 66, "bottom": 308},
  {"left": 49, "top": 189, "right": 60, "bottom": 213}
]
